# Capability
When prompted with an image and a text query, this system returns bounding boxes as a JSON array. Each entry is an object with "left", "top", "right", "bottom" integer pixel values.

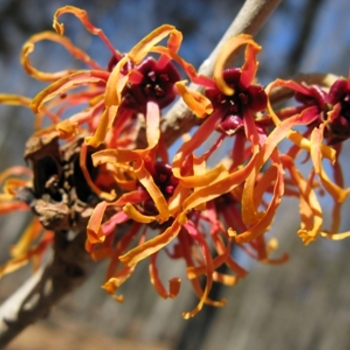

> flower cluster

[{"left": 1, "top": 6, "right": 350, "bottom": 318}]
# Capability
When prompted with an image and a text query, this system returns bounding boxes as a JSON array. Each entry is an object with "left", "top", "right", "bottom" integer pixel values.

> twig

[{"left": 162, "top": 0, "right": 283, "bottom": 147}]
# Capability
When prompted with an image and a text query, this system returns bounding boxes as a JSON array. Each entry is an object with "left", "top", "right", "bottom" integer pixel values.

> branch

[
  {"left": 0, "top": 231, "right": 95, "bottom": 348},
  {"left": 162, "top": 0, "right": 283, "bottom": 147},
  {"left": 0, "top": 135, "right": 98, "bottom": 347}
]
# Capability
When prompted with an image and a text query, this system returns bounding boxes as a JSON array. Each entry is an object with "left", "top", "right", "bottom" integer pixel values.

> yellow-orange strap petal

[
  {"left": 214, "top": 34, "right": 261, "bottom": 95},
  {"left": 175, "top": 81, "right": 213, "bottom": 118}
]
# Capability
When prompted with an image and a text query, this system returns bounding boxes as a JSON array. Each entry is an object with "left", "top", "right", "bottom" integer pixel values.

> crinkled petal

[
  {"left": 281, "top": 155, "right": 323, "bottom": 244},
  {"left": 320, "top": 230, "right": 350, "bottom": 240},
  {"left": 31, "top": 70, "right": 109, "bottom": 113},
  {"left": 175, "top": 81, "right": 213, "bottom": 118},
  {"left": 214, "top": 34, "right": 261, "bottom": 95},
  {"left": 129, "top": 24, "right": 180, "bottom": 64},
  {"left": 310, "top": 125, "right": 350, "bottom": 203},
  {"left": 101, "top": 266, "right": 135, "bottom": 302},
  {"left": 80, "top": 142, "right": 116, "bottom": 200},
  {"left": 119, "top": 214, "right": 184, "bottom": 266},
  {"left": 0, "top": 94, "right": 32, "bottom": 108},
  {"left": 151, "top": 46, "right": 215, "bottom": 88},
  {"left": 149, "top": 253, "right": 181, "bottom": 299},
  {"left": 21, "top": 31, "right": 102, "bottom": 82},
  {"left": 182, "top": 153, "right": 258, "bottom": 211},
  {"left": 182, "top": 221, "right": 226, "bottom": 319},
  {"left": 233, "top": 163, "right": 284, "bottom": 244},
  {"left": 87, "top": 200, "right": 120, "bottom": 244},
  {"left": 104, "top": 56, "right": 129, "bottom": 107},
  {"left": 133, "top": 160, "right": 170, "bottom": 222},
  {"left": 85, "top": 105, "right": 119, "bottom": 148},
  {"left": 123, "top": 203, "right": 158, "bottom": 224},
  {"left": 53, "top": 5, "right": 118, "bottom": 56},
  {"left": 145, "top": 100, "right": 161, "bottom": 148}
]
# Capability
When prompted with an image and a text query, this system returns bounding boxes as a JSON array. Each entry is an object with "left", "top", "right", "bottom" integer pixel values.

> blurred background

[{"left": 1, "top": 0, "right": 350, "bottom": 349}]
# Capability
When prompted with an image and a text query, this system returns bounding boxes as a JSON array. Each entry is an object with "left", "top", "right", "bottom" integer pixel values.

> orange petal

[
  {"left": 128, "top": 24, "right": 179, "bottom": 64},
  {"left": 266, "top": 79, "right": 335, "bottom": 161},
  {"left": 281, "top": 155, "right": 323, "bottom": 244},
  {"left": 151, "top": 46, "right": 214, "bottom": 86},
  {"left": 0, "top": 201, "right": 29, "bottom": 214},
  {"left": 21, "top": 31, "right": 102, "bottom": 82},
  {"left": 0, "top": 166, "right": 32, "bottom": 184},
  {"left": 101, "top": 265, "right": 136, "bottom": 302},
  {"left": 0, "top": 231, "right": 53, "bottom": 278},
  {"left": 241, "top": 149, "right": 279, "bottom": 227},
  {"left": 80, "top": 142, "right": 116, "bottom": 201},
  {"left": 182, "top": 222, "right": 225, "bottom": 319},
  {"left": 149, "top": 253, "right": 181, "bottom": 299},
  {"left": 214, "top": 34, "right": 261, "bottom": 95},
  {"left": 0, "top": 94, "right": 31, "bottom": 108},
  {"left": 234, "top": 163, "right": 284, "bottom": 244},
  {"left": 119, "top": 215, "right": 183, "bottom": 267},
  {"left": 175, "top": 81, "right": 213, "bottom": 118},
  {"left": 145, "top": 100, "right": 161, "bottom": 148},
  {"left": 87, "top": 200, "right": 113, "bottom": 244},
  {"left": 104, "top": 56, "right": 129, "bottom": 107},
  {"left": 85, "top": 105, "right": 119, "bottom": 147},
  {"left": 123, "top": 203, "right": 157, "bottom": 224},
  {"left": 133, "top": 160, "right": 170, "bottom": 223},
  {"left": 320, "top": 230, "right": 350, "bottom": 240},
  {"left": 240, "top": 36, "right": 262, "bottom": 88},
  {"left": 31, "top": 70, "right": 109, "bottom": 113},
  {"left": 182, "top": 153, "right": 258, "bottom": 211},
  {"left": 310, "top": 126, "right": 350, "bottom": 203},
  {"left": 53, "top": 5, "right": 117, "bottom": 55}
]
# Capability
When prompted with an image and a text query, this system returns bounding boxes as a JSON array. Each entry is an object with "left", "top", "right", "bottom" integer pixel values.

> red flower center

[
  {"left": 121, "top": 57, "right": 181, "bottom": 112},
  {"left": 206, "top": 68, "right": 267, "bottom": 136}
]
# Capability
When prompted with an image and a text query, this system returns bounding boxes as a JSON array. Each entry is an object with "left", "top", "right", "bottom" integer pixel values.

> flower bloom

[
  {"left": 205, "top": 68, "right": 267, "bottom": 136},
  {"left": 266, "top": 73, "right": 350, "bottom": 243},
  {"left": 87, "top": 34, "right": 288, "bottom": 318},
  {"left": 0, "top": 5, "right": 350, "bottom": 319}
]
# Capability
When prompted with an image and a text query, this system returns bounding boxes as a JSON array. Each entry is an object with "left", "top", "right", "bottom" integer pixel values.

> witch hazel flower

[
  {"left": 266, "top": 73, "right": 350, "bottom": 244},
  {"left": 173, "top": 35, "right": 286, "bottom": 249},
  {"left": 0, "top": 25, "right": 288, "bottom": 319},
  {"left": 82, "top": 34, "right": 287, "bottom": 318},
  {"left": 206, "top": 67, "right": 267, "bottom": 137},
  {"left": 21, "top": 5, "right": 206, "bottom": 206},
  {"left": 1, "top": 4, "right": 350, "bottom": 322},
  {"left": 27, "top": 6, "right": 184, "bottom": 146}
]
